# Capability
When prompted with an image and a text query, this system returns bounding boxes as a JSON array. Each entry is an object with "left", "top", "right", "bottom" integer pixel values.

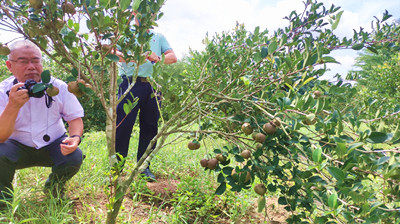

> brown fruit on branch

[
  {"left": 303, "top": 114, "right": 317, "bottom": 125},
  {"left": 200, "top": 159, "right": 208, "bottom": 168},
  {"left": 232, "top": 169, "right": 251, "bottom": 182},
  {"left": 29, "top": 0, "right": 43, "bottom": 9},
  {"left": 240, "top": 149, "right": 251, "bottom": 159},
  {"left": 255, "top": 133, "right": 266, "bottom": 143},
  {"left": 84, "top": 83, "right": 93, "bottom": 90},
  {"left": 188, "top": 141, "right": 200, "bottom": 150},
  {"left": 244, "top": 171, "right": 251, "bottom": 182},
  {"left": 263, "top": 122, "right": 277, "bottom": 134},
  {"left": 62, "top": 2, "right": 76, "bottom": 15},
  {"left": 46, "top": 86, "right": 59, "bottom": 97},
  {"left": 254, "top": 183, "right": 267, "bottom": 195},
  {"left": 313, "top": 90, "right": 322, "bottom": 98},
  {"left": 207, "top": 158, "right": 218, "bottom": 170},
  {"left": 272, "top": 118, "right": 281, "bottom": 127},
  {"left": 255, "top": 143, "right": 263, "bottom": 150},
  {"left": 0, "top": 45, "right": 11, "bottom": 56},
  {"left": 55, "top": 19, "right": 65, "bottom": 31},
  {"left": 67, "top": 81, "right": 84, "bottom": 97},
  {"left": 241, "top": 122, "right": 253, "bottom": 135},
  {"left": 216, "top": 154, "right": 226, "bottom": 162}
]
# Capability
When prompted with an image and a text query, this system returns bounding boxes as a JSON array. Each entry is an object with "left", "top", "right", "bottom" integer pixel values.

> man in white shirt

[{"left": 0, "top": 40, "right": 84, "bottom": 205}]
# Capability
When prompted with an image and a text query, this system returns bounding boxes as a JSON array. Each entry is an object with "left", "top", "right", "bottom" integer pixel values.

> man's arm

[
  {"left": 0, "top": 83, "right": 29, "bottom": 143},
  {"left": 60, "top": 117, "right": 84, "bottom": 155},
  {"left": 147, "top": 49, "right": 177, "bottom": 64}
]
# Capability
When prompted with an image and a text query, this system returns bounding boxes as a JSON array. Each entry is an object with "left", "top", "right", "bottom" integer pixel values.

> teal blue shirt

[{"left": 118, "top": 31, "right": 172, "bottom": 78}]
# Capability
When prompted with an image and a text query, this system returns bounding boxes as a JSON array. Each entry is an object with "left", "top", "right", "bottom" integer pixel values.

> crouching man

[{"left": 0, "top": 40, "right": 84, "bottom": 205}]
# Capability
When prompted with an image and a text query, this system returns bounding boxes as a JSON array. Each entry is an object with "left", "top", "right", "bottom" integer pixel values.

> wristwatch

[{"left": 70, "top": 135, "right": 82, "bottom": 145}]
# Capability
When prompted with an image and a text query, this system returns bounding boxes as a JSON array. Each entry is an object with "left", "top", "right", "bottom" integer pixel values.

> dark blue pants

[
  {"left": 0, "top": 135, "right": 83, "bottom": 200},
  {"left": 116, "top": 76, "right": 161, "bottom": 163}
]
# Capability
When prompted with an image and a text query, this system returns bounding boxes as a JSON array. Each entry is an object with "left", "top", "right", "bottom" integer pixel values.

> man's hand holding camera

[{"left": 8, "top": 83, "right": 29, "bottom": 109}]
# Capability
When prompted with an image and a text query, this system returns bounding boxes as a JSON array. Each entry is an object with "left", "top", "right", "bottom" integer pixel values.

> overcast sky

[
  {"left": 1, "top": 0, "right": 399, "bottom": 80},
  {"left": 153, "top": 0, "right": 400, "bottom": 80}
]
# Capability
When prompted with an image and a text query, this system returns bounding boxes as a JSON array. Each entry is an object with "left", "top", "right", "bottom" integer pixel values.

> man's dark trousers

[
  {"left": 0, "top": 135, "right": 83, "bottom": 201},
  {"left": 116, "top": 76, "right": 160, "bottom": 162}
]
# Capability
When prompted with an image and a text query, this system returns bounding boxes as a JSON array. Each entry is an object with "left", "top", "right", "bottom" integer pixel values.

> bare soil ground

[{"left": 71, "top": 178, "right": 289, "bottom": 223}]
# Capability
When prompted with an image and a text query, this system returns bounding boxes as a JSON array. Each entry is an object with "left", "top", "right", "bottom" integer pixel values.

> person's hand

[
  {"left": 8, "top": 83, "right": 29, "bottom": 109},
  {"left": 60, "top": 136, "right": 80, "bottom": 155},
  {"left": 147, "top": 52, "right": 160, "bottom": 63}
]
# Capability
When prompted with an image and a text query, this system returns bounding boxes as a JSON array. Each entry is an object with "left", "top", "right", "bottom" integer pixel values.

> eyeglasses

[{"left": 9, "top": 58, "right": 42, "bottom": 66}]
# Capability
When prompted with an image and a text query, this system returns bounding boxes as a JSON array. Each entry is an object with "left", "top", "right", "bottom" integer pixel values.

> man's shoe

[
  {"left": 141, "top": 168, "right": 156, "bottom": 182},
  {"left": 43, "top": 178, "right": 65, "bottom": 199}
]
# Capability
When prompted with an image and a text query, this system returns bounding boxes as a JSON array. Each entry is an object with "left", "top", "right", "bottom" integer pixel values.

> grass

[{"left": 0, "top": 129, "right": 287, "bottom": 223}]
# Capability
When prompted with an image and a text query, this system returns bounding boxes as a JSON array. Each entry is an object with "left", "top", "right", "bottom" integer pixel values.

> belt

[
  {"left": 121, "top": 75, "right": 149, "bottom": 83},
  {"left": 138, "top": 77, "right": 149, "bottom": 83}
]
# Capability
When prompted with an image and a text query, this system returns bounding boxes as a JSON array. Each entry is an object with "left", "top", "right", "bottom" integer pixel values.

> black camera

[
  {"left": 19, "top": 79, "right": 46, "bottom": 98},
  {"left": 5, "top": 79, "right": 46, "bottom": 98},
  {"left": 6, "top": 79, "right": 47, "bottom": 98}
]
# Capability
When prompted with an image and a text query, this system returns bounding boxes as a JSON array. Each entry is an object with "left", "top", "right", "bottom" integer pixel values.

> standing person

[
  {"left": 115, "top": 13, "right": 177, "bottom": 181},
  {"left": 0, "top": 40, "right": 84, "bottom": 205}
]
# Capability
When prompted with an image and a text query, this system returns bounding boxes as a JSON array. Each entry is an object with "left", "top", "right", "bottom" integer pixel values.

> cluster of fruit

[
  {"left": 67, "top": 79, "right": 92, "bottom": 97},
  {"left": 29, "top": 0, "right": 76, "bottom": 14}
]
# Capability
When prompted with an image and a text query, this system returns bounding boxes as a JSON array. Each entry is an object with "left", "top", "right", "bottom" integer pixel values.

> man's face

[{"left": 6, "top": 46, "right": 43, "bottom": 83}]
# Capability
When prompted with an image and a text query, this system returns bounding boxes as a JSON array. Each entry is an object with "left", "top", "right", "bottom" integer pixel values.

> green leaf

[
  {"left": 119, "top": 0, "right": 131, "bottom": 10},
  {"left": 32, "top": 83, "right": 47, "bottom": 93},
  {"left": 312, "top": 148, "right": 322, "bottom": 163},
  {"left": 367, "top": 46, "right": 378, "bottom": 54},
  {"left": 257, "top": 196, "right": 266, "bottom": 212},
  {"left": 132, "top": 0, "right": 142, "bottom": 11},
  {"left": 215, "top": 182, "right": 226, "bottom": 195},
  {"left": 217, "top": 173, "right": 225, "bottom": 183},
  {"left": 106, "top": 54, "right": 120, "bottom": 62},
  {"left": 366, "top": 132, "right": 391, "bottom": 143},
  {"left": 347, "top": 142, "right": 364, "bottom": 155},
  {"left": 315, "top": 98, "right": 325, "bottom": 113},
  {"left": 390, "top": 123, "right": 400, "bottom": 143},
  {"left": 335, "top": 142, "right": 347, "bottom": 158},
  {"left": 41, "top": 70, "right": 51, "bottom": 83},
  {"left": 278, "top": 196, "right": 287, "bottom": 205},
  {"left": 123, "top": 102, "right": 131, "bottom": 115},
  {"left": 261, "top": 47, "right": 268, "bottom": 58},
  {"left": 115, "top": 191, "right": 124, "bottom": 201},
  {"left": 268, "top": 41, "right": 278, "bottom": 55},
  {"left": 322, "top": 56, "right": 339, "bottom": 64},
  {"left": 352, "top": 43, "right": 364, "bottom": 50},
  {"left": 331, "top": 11, "right": 343, "bottom": 30},
  {"left": 99, "top": 0, "right": 110, "bottom": 8},
  {"left": 300, "top": 77, "right": 315, "bottom": 87},
  {"left": 328, "top": 192, "right": 338, "bottom": 208},
  {"left": 327, "top": 166, "right": 345, "bottom": 182}
]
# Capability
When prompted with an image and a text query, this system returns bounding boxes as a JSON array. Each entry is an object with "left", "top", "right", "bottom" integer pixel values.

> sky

[
  {"left": 153, "top": 0, "right": 400, "bottom": 80},
  {"left": 1, "top": 0, "right": 399, "bottom": 80}
]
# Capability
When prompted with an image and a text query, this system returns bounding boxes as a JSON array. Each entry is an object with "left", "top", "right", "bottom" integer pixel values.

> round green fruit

[
  {"left": 46, "top": 86, "right": 59, "bottom": 97},
  {"left": 0, "top": 45, "right": 11, "bottom": 56},
  {"left": 216, "top": 154, "right": 226, "bottom": 162},
  {"left": 254, "top": 183, "right": 267, "bottom": 195}
]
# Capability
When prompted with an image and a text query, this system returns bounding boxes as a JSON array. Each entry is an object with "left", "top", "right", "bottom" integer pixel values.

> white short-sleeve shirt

[{"left": 0, "top": 76, "right": 84, "bottom": 148}]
